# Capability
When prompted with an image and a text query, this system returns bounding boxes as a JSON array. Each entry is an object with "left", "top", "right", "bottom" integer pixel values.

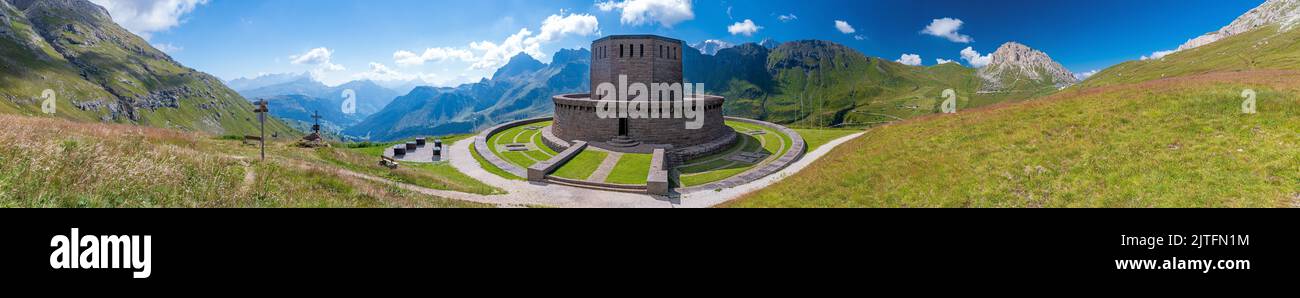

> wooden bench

[{"left": 379, "top": 156, "right": 399, "bottom": 169}]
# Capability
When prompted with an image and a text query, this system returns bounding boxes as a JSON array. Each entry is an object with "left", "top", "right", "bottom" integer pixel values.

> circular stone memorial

[{"left": 474, "top": 34, "right": 805, "bottom": 195}]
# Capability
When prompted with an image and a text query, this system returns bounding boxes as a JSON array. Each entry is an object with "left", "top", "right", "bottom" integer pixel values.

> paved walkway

[
  {"left": 442, "top": 130, "right": 866, "bottom": 208},
  {"left": 586, "top": 149, "right": 622, "bottom": 183}
]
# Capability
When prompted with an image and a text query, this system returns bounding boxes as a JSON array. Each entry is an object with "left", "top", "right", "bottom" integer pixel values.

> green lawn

[
  {"left": 471, "top": 144, "right": 523, "bottom": 181},
  {"left": 551, "top": 149, "right": 608, "bottom": 180},
  {"left": 794, "top": 128, "right": 861, "bottom": 152},
  {"left": 487, "top": 121, "right": 554, "bottom": 168},
  {"left": 605, "top": 153, "right": 653, "bottom": 184},
  {"left": 728, "top": 72, "right": 1300, "bottom": 207},
  {"left": 674, "top": 121, "right": 795, "bottom": 187}
]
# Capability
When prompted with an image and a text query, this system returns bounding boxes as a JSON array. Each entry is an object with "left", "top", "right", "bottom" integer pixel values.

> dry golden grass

[{"left": 0, "top": 115, "right": 490, "bottom": 208}]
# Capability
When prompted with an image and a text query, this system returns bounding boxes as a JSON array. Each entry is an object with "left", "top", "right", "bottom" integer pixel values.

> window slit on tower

[{"left": 640, "top": 44, "right": 644, "bottom": 57}]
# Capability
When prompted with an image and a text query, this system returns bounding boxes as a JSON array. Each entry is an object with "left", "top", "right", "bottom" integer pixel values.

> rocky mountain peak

[
  {"left": 1177, "top": 0, "right": 1300, "bottom": 51},
  {"left": 977, "top": 42, "right": 1078, "bottom": 93},
  {"left": 491, "top": 53, "right": 545, "bottom": 80},
  {"left": 692, "top": 39, "right": 733, "bottom": 55}
]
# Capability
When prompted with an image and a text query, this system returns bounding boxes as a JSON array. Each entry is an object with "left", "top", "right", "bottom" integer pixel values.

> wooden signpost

[{"left": 254, "top": 99, "right": 269, "bottom": 161}]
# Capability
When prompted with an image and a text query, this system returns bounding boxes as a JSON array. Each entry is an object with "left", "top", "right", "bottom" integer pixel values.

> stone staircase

[{"left": 606, "top": 135, "right": 641, "bottom": 148}]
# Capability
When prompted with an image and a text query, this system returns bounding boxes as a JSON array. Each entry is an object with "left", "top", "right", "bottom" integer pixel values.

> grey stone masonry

[
  {"left": 474, "top": 117, "right": 553, "bottom": 178},
  {"left": 528, "top": 141, "right": 588, "bottom": 182},
  {"left": 647, "top": 148, "right": 669, "bottom": 195},
  {"left": 677, "top": 117, "right": 808, "bottom": 194}
]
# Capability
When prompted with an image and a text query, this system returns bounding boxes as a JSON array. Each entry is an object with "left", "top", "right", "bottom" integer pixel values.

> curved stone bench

[
  {"left": 676, "top": 117, "right": 806, "bottom": 194},
  {"left": 473, "top": 117, "right": 553, "bottom": 178}
]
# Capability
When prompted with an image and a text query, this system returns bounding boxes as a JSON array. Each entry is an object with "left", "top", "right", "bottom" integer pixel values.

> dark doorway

[{"left": 618, "top": 118, "right": 629, "bottom": 136}]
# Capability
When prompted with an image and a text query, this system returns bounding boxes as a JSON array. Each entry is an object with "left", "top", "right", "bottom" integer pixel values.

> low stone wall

[
  {"left": 527, "top": 141, "right": 588, "bottom": 181},
  {"left": 473, "top": 117, "right": 553, "bottom": 178},
  {"left": 676, "top": 117, "right": 807, "bottom": 194},
  {"left": 647, "top": 148, "right": 669, "bottom": 195},
  {"left": 539, "top": 126, "right": 572, "bottom": 152}
]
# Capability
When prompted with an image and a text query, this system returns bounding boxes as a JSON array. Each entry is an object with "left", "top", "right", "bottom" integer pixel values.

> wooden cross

[
  {"left": 310, "top": 110, "right": 322, "bottom": 135},
  {"left": 254, "top": 99, "right": 269, "bottom": 161}
]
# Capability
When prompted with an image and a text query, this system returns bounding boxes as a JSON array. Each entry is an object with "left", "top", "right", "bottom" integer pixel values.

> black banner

[{"left": 1, "top": 209, "right": 1293, "bottom": 290}]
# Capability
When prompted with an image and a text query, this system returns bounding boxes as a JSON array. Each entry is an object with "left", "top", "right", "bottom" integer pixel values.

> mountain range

[
  {"left": 0, "top": 0, "right": 1079, "bottom": 143},
  {"left": 684, "top": 39, "right": 1074, "bottom": 127},
  {"left": 0, "top": 0, "right": 296, "bottom": 137},
  {"left": 342, "top": 48, "right": 591, "bottom": 141}
]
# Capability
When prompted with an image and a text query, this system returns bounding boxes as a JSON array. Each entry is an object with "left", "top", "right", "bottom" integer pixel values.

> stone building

[{"left": 549, "top": 35, "right": 735, "bottom": 160}]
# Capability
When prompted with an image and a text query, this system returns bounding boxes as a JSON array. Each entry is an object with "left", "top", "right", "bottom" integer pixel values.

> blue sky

[{"left": 97, "top": 0, "right": 1265, "bottom": 87}]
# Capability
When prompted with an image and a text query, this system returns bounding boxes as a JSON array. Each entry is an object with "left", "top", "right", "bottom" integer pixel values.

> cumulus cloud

[
  {"left": 152, "top": 42, "right": 183, "bottom": 54},
  {"left": 391, "top": 12, "right": 600, "bottom": 71},
  {"left": 394, "top": 48, "right": 476, "bottom": 66},
  {"left": 1075, "top": 70, "right": 1099, "bottom": 80},
  {"left": 777, "top": 14, "right": 798, "bottom": 23},
  {"left": 960, "top": 46, "right": 992, "bottom": 68},
  {"left": 291, "top": 47, "right": 345, "bottom": 72},
  {"left": 529, "top": 13, "right": 601, "bottom": 44},
  {"left": 728, "top": 19, "right": 762, "bottom": 36},
  {"left": 936, "top": 58, "right": 956, "bottom": 65},
  {"left": 1141, "top": 49, "right": 1177, "bottom": 60},
  {"left": 353, "top": 62, "right": 436, "bottom": 83},
  {"left": 596, "top": 0, "right": 695, "bottom": 28},
  {"left": 469, "top": 28, "right": 546, "bottom": 70},
  {"left": 921, "top": 17, "right": 973, "bottom": 43},
  {"left": 834, "top": 20, "right": 855, "bottom": 34},
  {"left": 89, "top": 0, "right": 209, "bottom": 40},
  {"left": 896, "top": 54, "right": 922, "bottom": 66}
]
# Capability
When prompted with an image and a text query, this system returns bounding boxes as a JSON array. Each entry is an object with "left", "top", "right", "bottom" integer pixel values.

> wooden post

[{"left": 254, "top": 99, "right": 269, "bottom": 161}]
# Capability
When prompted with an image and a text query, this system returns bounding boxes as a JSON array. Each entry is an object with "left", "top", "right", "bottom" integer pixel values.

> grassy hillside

[
  {"left": 0, "top": 0, "right": 298, "bottom": 138},
  {"left": 691, "top": 41, "right": 1046, "bottom": 129},
  {"left": 0, "top": 114, "right": 493, "bottom": 207},
  {"left": 1082, "top": 25, "right": 1300, "bottom": 88},
  {"left": 727, "top": 71, "right": 1300, "bottom": 207}
]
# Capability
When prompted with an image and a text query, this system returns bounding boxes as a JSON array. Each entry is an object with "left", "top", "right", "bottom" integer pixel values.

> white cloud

[
  {"left": 921, "top": 17, "right": 973, "bottom": 43},
  {"left": 936, "top": 58, "right": 956, "bottom": 65},
  {"left": 152, "top": 42, "right": 183, "bottom": 54},
  {"left": 854, "top": 35, "right": 866, "bottom": 41},
  {"left": 391, "top": 12, "right": 598, "bottom": 71},
  {"left": 777, "top": 14, "right": 798, "bottom": 23},
  {"left": 834, "top": 20, "right": 855, "bottom": 34},
  {"left": 89, "top": 0, "right": 209, "bottom": 40},
  {"left": 728, "top": 19, "right": 762, "bottom": 36},
  {"left": 960, "top": 46, "right": 992, "bottom": 68},
  {"left": 896, "top": 54, "right": 922, "bottom": 66},
  {"left": 1075, "top": 70, "right": 1099, "bottom": 80},
  {"left": 596, "top": 0, "right": 695, "bottom": 28},
  {"left": 352, "top": 62, "right": 436, "bottom": 83},
  {"left": 290, "top": 47, "right": 345, "bottom": 73},
  {"left": 469, "top": 28, "right": 545, "bottom": 70},
  {"left": 394, "top": 48, "right": 476, "bottom": 66},
  {"left": 1141, "top": 49, "right": 1177, "bottom": 60},
  {"left": 529, "top": 13, "right": 601, "bottom": 44}
]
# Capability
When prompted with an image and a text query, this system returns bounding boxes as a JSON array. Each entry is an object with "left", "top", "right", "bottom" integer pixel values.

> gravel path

[{"left": 443, "top": 130, "right": 866, "bottom": 208}]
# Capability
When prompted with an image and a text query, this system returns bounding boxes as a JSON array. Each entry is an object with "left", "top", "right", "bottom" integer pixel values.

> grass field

[
  {"left": 327, "top": 136, "right": 503, "bottom": 195},
  {"left": 0, "top": 115, "right": 491, "bottom": 207},
  {"left": 794, "top": 128, "right": 862, "bottom": 152},
  {"left": 726, "top": 71, "right": 1300, "bottom": 207},
  {"left": 551, "top": 149, "right": 608, "bottom": 180},
  {"left": 605, "top": 153, "right": 653, "bottom": 185},
  {"left": 487, "top": 121, "right": 555, "bottom": 168},
  {"left": 675, "top": 121, "right": 793, "bottom": 187}
]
